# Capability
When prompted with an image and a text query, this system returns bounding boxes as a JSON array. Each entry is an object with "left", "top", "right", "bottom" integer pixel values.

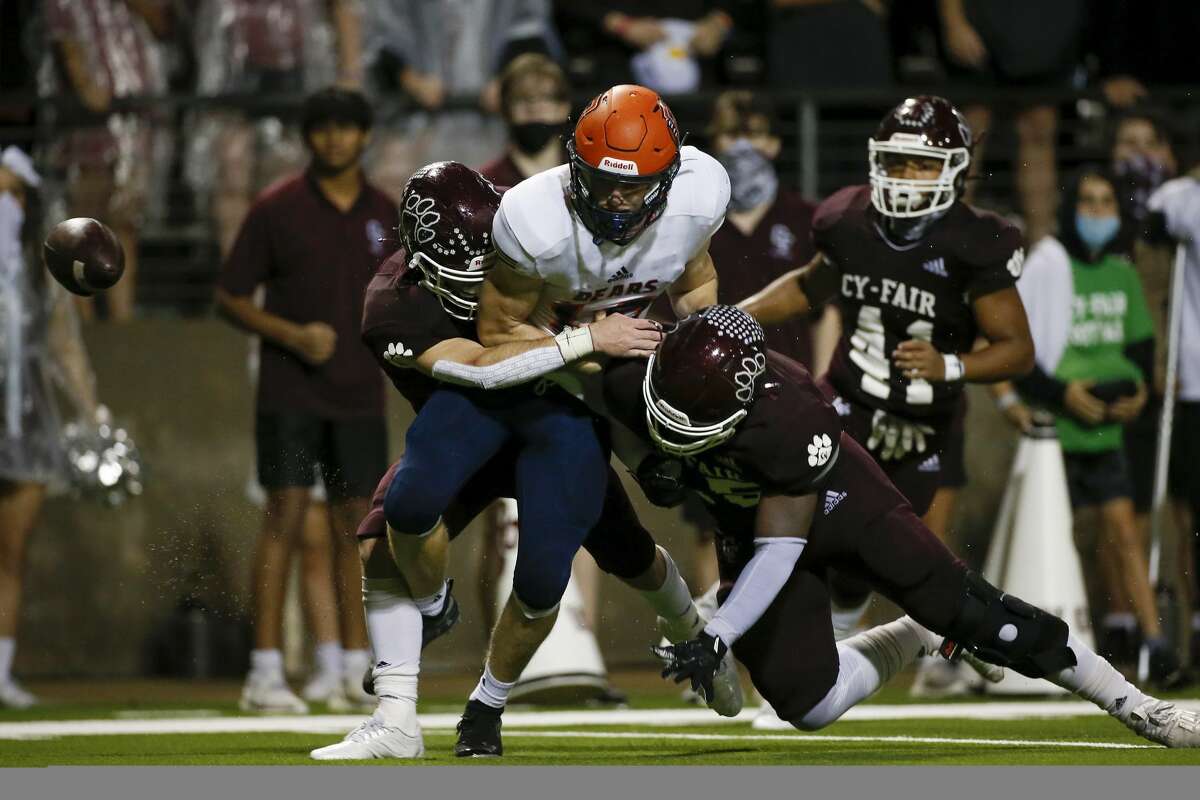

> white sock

[
  {"left": 1102, "top": 612, "right": 1137, "bottom": 631},
  {"left": 249, "top": 649, "right": 284, "bottom": 678},
  {"left": 342, "top": 648, "right": 370, "bottom": 677},
  {"left": 798, "top": 642, "right": 883, "bottom": 729},
  {"left": 640, "top": 546, "right": 699, "bottom": 622},
  {"left": 314, "top": 641, "right": 342, "bottom": 676},
  {"left": 842, "top": 616, "right": 934, "bottom": 686},
  {"left": 469, "top": 663, "right": 515, "bottom": 710},
  {"left": 1048, "top": 632, "right": 1149, "bottom": 721},
  {"left": 831, "top": 596, "right": 872, "bottom": 641},
  {"left": 362, "top": 577, "right": 421, "bottom": 710},
  {"left": 413, "top": 581, "right": 449, "bottom": 617},
  {"left": 0, "top": 637, "right": 14, "bottom": 681}
]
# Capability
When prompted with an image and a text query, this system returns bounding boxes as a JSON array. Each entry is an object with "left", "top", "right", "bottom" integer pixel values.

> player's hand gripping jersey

[
  {"left": 817, "top": 184, "right": 1024, "bottom": 419},
  {"left": 491, "top": 144, "right": 729, "bottom": 333}
]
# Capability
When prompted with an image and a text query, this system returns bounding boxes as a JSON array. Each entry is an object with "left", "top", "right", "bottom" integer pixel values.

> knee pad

[
  {"left": 382, "top": 466, "right": 442, "bottom": 536},
  {"left": 945, "top": 572, "right": 1076, "bottom": 679}
]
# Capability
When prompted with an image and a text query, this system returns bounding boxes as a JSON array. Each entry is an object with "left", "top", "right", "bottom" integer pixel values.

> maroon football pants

[{"left": 719, "top": 432, "right": 969, "bottom": 723}]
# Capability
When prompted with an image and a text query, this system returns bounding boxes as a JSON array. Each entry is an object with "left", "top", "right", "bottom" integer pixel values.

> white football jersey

[{"left": 492, "top": 145, "right": 730, "bottom": 333}]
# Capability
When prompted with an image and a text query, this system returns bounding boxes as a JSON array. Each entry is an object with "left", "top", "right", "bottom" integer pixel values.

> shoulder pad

[
  {"left": 813, "top": 185, "right": 870, "bottom": 234},
  {"left": 493, "top": 166, "right": 573, "bottom": 261},
  {"left": 664, "top": 146, "right": 731, "bottom": 221}
]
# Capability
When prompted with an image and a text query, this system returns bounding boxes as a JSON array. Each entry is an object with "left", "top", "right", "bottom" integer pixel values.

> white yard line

[
  {"left": 504, "top": 730, "right": 1157, "bottom": 750},
  {"left": 1, "top": 700, "right": 1196, "bottom": 743}
]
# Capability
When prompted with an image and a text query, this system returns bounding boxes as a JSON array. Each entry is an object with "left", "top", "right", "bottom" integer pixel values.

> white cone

[
  {"left": 979, "top": 430, "right": 1094, "bottom": 695},
  {"left": 493, "top": 500, "right": 610, "bottom": 702}
]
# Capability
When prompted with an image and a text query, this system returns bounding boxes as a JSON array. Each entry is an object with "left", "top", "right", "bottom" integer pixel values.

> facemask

[
  {"left": 509, "top": 121, "right": 566, "bottom": 155},
  {"left": 718, "top": 139, "right": 778, "bottom": 212},
  {"left": 1076, "top": 213, "right": 1120, "bottom": 252}
]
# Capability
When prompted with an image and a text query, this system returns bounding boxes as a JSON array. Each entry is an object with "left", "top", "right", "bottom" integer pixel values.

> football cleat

[
  {"left": 310, "top": 708, "right": 424, "bottom": 760},
  {"left": 301, "top": 670, "right": 343, "bottom": 704},
  {"left": 909, "top": 657, "right": 972, "bottom": 699},
  {"left": 1121, "top": 697, "right": 1200, "bottom": 748},
  {"left": 0, "top": 679, "right": 37, "bottom": 709},
  {"left": 657, "top": 586, "right": 743, "bottom": 718},
  {"left": 454, "top": 699, "right": 503, "bottom": 757},
  {"left": 751, "top": 698, "right": 792, "bottom": 731},
  {"left": 1148, "top": 643, "right": 1192, "bottom": 690},
  {"left": 239, "top": 674, "right": 309, "bottom": 715}
]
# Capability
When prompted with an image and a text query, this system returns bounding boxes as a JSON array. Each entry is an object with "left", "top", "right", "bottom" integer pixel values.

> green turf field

[{"left": 2, "top": 678, "right": 1199, "bottom": 766}]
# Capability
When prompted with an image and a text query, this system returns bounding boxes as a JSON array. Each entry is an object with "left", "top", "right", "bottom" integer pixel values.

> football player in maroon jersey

[
  {"left": 310, "top": 162, "right": 738, "bottom": 762},
  {"left": 607, "top": 305, "right": 1199, "bottom": 748},
  {"left": 739, "top": 95, "right": 1034, "bottom": 639}
]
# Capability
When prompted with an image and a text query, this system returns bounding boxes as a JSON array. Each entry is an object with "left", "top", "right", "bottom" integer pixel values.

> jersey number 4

[{"left": 848, "top": 305, "right": 934, "bottom": 405}]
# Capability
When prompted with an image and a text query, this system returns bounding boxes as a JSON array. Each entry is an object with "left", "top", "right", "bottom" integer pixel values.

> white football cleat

[
  {"left": 909, "top": 657, "right": 970, "bottom": 698},
  {"left": 310, "top": 708, "right": 425, "bottom": 760},
  {"left": 239, "top": 673, "right": 309, "bottom": 714},
  {"left": 1121, "top": 698, "right": 1200, "bottom": 748},
  {"left": 657, "top": 584, "right": 742, "bottom": 718},
  {"left": 0, "top": 679, "right": 37, "bottom": 709}
]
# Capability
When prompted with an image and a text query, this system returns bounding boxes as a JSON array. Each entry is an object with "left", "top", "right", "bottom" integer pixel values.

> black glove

[
  {"left": 635, "top": 453, "right": 688, "bottom": 508},
  {"left": 652, "top": 631, "right": 727, "bottom": 702}
]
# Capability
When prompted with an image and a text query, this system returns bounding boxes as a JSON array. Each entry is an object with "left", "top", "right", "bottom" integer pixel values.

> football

[{"left": 41, "top": 217, "right": 125, "bottom": 297}]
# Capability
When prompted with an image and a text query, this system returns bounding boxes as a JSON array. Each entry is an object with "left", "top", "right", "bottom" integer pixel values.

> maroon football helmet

[
  {"left": 643, "top": 305, "right": 767, "bottom": 456},
  {"left": 398, "top": 161, "right": 502, "bottom": 321},
  {"left": 868, "top": 95, "right": 972, "bottom": 219}
]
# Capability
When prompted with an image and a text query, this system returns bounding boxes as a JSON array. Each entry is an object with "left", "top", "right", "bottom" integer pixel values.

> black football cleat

[
  {"left": 1149, "top": 642, "right": 1193, "bottom": 691},
  {"left": 454, "top": 699, "right": 503, "bottom": 757},
  {"left": 361, "top": 580, "right": 462, "bottom": 697}
]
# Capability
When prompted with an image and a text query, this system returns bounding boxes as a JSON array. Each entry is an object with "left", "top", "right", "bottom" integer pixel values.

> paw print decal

[
  {"left": 807, "top": 433, "right": 833, "bottom": 467},
  {"left": 384, "top": 341, "right": 415, "bottom": 367}
]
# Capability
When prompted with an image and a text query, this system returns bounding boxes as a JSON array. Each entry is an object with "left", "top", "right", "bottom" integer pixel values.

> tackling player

[
  {"left": 738, "top": 95, "right": 1035, "bottom": 638},
  {"left": 309, "top": 162, "right": 736, "bottom": 761},
  {"left": 610, "top": 306, "right": 1199, "bottom": 748}
]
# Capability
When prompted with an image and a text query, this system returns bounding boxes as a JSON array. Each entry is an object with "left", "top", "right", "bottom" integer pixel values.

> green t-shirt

[{"left": 1054, "top": 253, "right": 1154, "bottom": 452}]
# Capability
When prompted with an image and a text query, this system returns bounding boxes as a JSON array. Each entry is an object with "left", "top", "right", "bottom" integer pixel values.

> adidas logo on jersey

[
  {"left": 918, "top": 453, "right": 941, "bottom": 473},
  {"left": 922, "top": 258, "right": 949, "bottom": 278},
  {"left": 608, "top": 266, "right": 633, "bottom": 283},
  {"left": 823, "top": 490, "right": 847, "bottom": 515}
]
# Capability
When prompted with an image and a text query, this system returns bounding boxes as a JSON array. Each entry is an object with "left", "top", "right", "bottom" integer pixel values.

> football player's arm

[
  {"left": 738, "top": 252, "right": 840, "bottom": 326},
  {"left": 668, "top": 242, "right": 719, "bottom": 318},
  {"left": 702, "top": 493, "right": 814, "bottom": 648},
  {"left": 477, "top": 258, "right": 549, "bottom": 345},
  {"left": 893, "top": 288, "right": 1035, "bottom": 384},
  {"left": 811, "top": 304, "right": 842, "bottom": 377}
]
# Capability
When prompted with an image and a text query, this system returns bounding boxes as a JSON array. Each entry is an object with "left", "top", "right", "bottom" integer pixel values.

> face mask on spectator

[
  {"left": 509, "top": 121, "right": 567, "bottom": 155},
  {"left": 1076, "top": 213, "right": 1120, "bottom": 252},
  {"left": 719, "top": 139, "right": 778, "bottom": 212}
]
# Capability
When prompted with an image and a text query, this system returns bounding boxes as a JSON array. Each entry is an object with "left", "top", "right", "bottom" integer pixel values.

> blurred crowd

[{"left": 0, "top": 1, "right": 1196, "bottom": 319}]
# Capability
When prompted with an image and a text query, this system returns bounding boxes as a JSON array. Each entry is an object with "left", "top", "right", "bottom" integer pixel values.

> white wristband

[
  {"left": 554, "top": 326, "right": 595, "bottom": 362},
  {"left": 942, "top": 353, "right": 965, "bottom": 383}
]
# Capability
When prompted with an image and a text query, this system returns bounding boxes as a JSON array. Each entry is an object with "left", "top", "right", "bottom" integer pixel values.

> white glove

[{"left": 866, "top": 409, "right": 935, "bottom": 462}]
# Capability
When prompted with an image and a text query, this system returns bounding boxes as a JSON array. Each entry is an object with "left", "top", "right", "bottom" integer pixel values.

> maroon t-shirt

[
  {"left": 709, "top": 190, "right": 818, "bottom": 366},
  {"left": 218, "top": 170, "right": 399, "bottom": 418},
  {"left": 479, "top": 153, "right": 526, "bottom": 189},
  {"left": 814, "top": 185, "right": 1023, "bottom": 419}
]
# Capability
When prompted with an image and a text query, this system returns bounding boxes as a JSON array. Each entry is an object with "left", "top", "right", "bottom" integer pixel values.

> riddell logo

[{"left": 599, "top": 156, "right": 639, "bottom": 175}]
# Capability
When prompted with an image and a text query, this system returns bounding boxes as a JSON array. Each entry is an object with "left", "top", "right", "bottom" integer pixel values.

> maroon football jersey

[
  {"left": 605, "top": 351, "right": 843, "bottom": 534},
  {"left": 814, "top": 185, "right": 1024, "bottom": 419},
  {"left": 709, "top": 189, "right": 818, "bottom": 366}
]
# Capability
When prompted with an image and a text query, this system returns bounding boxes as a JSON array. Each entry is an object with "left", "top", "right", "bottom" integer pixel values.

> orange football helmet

[{"left": 567, "top": 84, "right": 682, "bottom": 245}]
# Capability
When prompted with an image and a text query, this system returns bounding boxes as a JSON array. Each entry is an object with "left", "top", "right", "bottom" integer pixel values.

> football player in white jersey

[{"left": 479, "top": 84, "right": 730, "bottom": 406}]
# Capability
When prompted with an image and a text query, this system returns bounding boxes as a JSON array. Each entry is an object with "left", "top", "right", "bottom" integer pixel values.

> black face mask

[{"left": 509, "top": 121, "right": 566, "bottom": 155}]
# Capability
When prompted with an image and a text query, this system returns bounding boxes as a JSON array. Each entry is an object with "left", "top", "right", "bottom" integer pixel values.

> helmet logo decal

[
  {"left": 402, "top": 193, "right": 441, "bottom": 245},
  {"left": 733, "top": 352, "right": 767, "bottom": 403},
  {"left": 599, "top": 156, "right": 639, "bottom": 175},
  {"left": 895, "top": 100, "right": 935, "bottom": 128},
  {"left": 1006, "top": 247, "right": 1025, "bottom": 278},
  {"left": 807, "top": 434, "right": 833, "bottom": 467}
]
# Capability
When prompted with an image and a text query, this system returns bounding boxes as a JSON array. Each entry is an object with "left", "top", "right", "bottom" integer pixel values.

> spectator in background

[
  {"left": 363, "top": 0, "right": 561, "bottom": 199},
  {"left": 1007, "top": 166, "right": 1186, "bottom": 687},
  {"left": 1089, "top": 0, "right": 1200, "bottom": 108},
  {"left": 765, "top": 1, "right": 892, "bottom": 90},
  {"left": 188, "top": 0, "right": 363, "bottom": 258},
  {"left": 0, "top": 146, "right": 98, "bottom": 707},
  {"left": 40, "top": 0, "right": 172, "bottom": 322},
  {"left": 215, "top": 88, "right": 398, "bottom": 714},
  {"left": 479, "top": 54, "right": 570, "bottom": 189},
  {"left": 555, "top": 3, "right": 733, "bottom": 94},
  {"left": 938, "top": 0, "right": 1085, "bottom": 245}
]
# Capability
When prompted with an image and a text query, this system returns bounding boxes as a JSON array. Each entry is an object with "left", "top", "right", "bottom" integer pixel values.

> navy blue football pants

[{"left": 383, "top": 388, "right": 608, "bottom": 613}]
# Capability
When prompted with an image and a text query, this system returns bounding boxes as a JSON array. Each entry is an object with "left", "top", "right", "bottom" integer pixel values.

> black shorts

[
  {"left": 255, "top": 412, "right": 388, "bottom": 501},
  {"left": 939, "top": 397, "right": 968, "bottom": 490},
  {"left": 1123, "top": 398, "right": 1160, "bottom": 513},
  {"left": 1062, "top": 448, "right": 1133, "bottom": 510}
]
